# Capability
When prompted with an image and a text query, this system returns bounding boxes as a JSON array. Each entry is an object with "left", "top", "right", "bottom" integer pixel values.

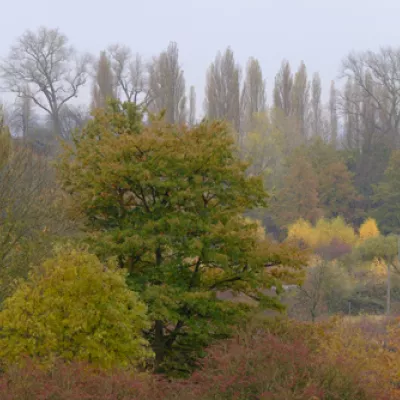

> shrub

[
  {"left": 0, "top": 246, "right": 153, "bottom": 369},
  {"left": 0, "top": 318, "right": 393, "bottom": 400},
  {"left": 0, "top": 360, "right": 159, "bottom": 400}
]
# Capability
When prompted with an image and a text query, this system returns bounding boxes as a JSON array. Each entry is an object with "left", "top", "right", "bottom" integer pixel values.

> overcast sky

[{"left": 1, "top": 0, "right": 400, "bottom": 117}]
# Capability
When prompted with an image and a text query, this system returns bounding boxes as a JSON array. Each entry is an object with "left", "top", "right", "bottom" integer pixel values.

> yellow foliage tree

[
  {"left": 359, "top": 218, "right": 380, "bottom": 241},
  {"left": 0, "top": 246, "right": 153, "bottom": 369},
  {"left": 287, "top": 217, "right": 357, "bottom": 249},
  {"left": 287, "top": 218, "right": 317, "bottom": 247}
]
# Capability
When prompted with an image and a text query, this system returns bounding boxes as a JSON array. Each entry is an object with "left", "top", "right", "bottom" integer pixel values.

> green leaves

[{"left": 57, "top": 100, "right": 306, "bottom": 374}]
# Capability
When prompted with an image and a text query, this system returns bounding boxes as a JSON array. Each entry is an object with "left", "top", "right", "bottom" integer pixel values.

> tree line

[{"left": 1, "top": 26, "right": 400, "bottom": 235}]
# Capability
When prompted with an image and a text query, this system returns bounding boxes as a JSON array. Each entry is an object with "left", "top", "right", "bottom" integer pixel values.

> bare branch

[
  {"left": 108, "top": 44, "right": 150, "bottom": 106},
  {"left": 0, "top": 27, "right": 90, "bottom": 139}
]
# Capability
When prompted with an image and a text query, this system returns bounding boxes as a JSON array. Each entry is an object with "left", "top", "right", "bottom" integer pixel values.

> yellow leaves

[
  {"left": 316, "top": 315, "right": 400, "bottom": 396},
  {"left": 359, "top": 218, "right": 380, "bottom": 241},
  {"left": 0, "top": 245, "right": 153, "bottom": 369},
  {"left": 287, "top": 219, "right": 316, "bottom": 247},
  {"left": 372, "top": 258, "right": 388, "bottom": 277},
  {"left": 287, "top": 217, "right": 357, "bottom": 249},
  {"left": 201, "top": 267, "right": 225, "bottom": 288},
  {"left": 243, "top": 216, "right": 266, "bottom": 242}
]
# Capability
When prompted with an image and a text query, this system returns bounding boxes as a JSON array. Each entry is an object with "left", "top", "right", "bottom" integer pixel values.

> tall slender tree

[
  {"left": 91, "top": 51, "right": 115, "bottom": 110},
  {"left": 273, "top": 60, "right": 293, "bottom": 117},
  {"left": 11, "top": 86, "right": 35, "bottom": 138},
  {"left": 148, "top": 42, "right": 187, "bottom": 124},
  {"left": 241, "top": 57, "right": 266, "bottom": 132},
  {"left": 329, "top": 81, "right": 338, "bottom": 147},
  {"left": 204, "top": 47, "right": 241, "bottom": 133},
  {"left": 188, "top": 85, "right": 196, "bottom": 126},
  {"left": 310, "top": 72, "right": 323, "bottom": 138},
  {"left": 292, "top": 61, "right": 309, "bottom": 140}
]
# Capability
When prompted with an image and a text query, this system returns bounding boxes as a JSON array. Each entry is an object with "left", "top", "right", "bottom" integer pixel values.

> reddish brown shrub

[{"left": 0, "top": 321, "right": 393, "bottom": 400}]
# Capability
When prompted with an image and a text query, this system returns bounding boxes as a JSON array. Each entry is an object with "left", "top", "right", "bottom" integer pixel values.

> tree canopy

[{"left": 57, "top": 100, "right": 307, "bottom": 373}]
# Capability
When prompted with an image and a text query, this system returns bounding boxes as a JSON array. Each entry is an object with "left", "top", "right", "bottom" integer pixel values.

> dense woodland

[{"left": 2, "top": 26, "right": 400, "bottom": 399}]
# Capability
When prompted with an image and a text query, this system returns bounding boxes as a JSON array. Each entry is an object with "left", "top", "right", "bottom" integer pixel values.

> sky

[{"left": 1, "top": 0, "right": 400, "bottom": 117}]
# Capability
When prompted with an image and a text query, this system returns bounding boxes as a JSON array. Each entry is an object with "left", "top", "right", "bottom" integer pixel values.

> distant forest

[{"left": 1, "top": 27, "right": 400, "bottom": 237}]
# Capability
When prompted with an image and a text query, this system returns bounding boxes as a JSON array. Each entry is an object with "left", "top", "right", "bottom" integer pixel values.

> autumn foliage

[
  {"left": 0, "top": 246, "right": 152, "bottom": 369},
  {"left": 359, "top": 218, "right": 380, "bottom": 241},
  {"left": 0, "top": 317, "right": 396, "bottom": 400},
  {"left": 56, "top": 100, "right": 309, "bottom": 373},
  {"left": 287, "top": 217, "right": 357, "bottom": 250}
]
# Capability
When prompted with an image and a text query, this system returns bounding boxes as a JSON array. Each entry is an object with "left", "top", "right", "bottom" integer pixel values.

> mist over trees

[{"left": 1, "top": 26, "right": 400, "bottom": 238}]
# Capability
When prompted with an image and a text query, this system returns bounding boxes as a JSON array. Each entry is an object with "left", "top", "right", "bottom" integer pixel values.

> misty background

[{"left": 1, "top": 0, "right": 400, "bottom": 115}]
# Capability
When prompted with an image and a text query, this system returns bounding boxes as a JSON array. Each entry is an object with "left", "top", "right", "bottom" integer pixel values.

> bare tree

[
  {"left": 310, "top": 72, "right": 323, "bottom": 137},
  {"left": 189, "top": 85, "right": 196, "bottom": 126},
  {"left": 91, "top": 51, "right": 116, "bottom": 110},
  {"left": 341, "top": 48, "right": 400, "bottom": 148},
  {"left": 31, "top": 103, "right": 90, "bottom": 149},
  {"left": 108, "top": 44, "right": 149, "bottom": 105},
  {"left": 273, "top": 60, "right": 293, "bottom": 117},
  {"left": 296, "top": 261, "right": 328, "bottom": 322},
  {"left": 241, "top": 57, "right": 266, "bottom": 132},
  {"left": 7, "top": 85, "right": 37, "bottom": 138},
  {"left": 148, "top": 42, "right": 187, "bottom": 124},
  {"left": 204, "top": 47, "right": 241, "bottom": 132},
  {"left": 339, "top": 50, "right": 399, "bottom": 203},
  {"left": 58, "top": 104, "right": 90, "bottom": 140},
  {"left": 0, "top": 139, "right": 78, "bottom": 300},
  {"left": 341, "top": 78, "right": 357, "bottom": 149},
  {"left": 0, "top": 27, "right": 90, "bottom": 139}
]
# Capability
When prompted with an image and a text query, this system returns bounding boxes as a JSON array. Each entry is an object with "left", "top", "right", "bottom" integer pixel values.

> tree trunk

[
  {"left": 52, "top": 112, "right": 62, "bottom": 138},
  {"left": 153, "top": 247, "right": 165, "bottom": 370},
  {"left": 156, "top": 246, "right": 162, "bottom": 267},
  {"left": 153, "top": 320, "right": 165, "bottom": 370}
]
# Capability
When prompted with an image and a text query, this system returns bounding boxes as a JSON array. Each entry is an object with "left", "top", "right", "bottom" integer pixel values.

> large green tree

[{"left": 58, "top": 100, "right": 305, "bottom": 373}]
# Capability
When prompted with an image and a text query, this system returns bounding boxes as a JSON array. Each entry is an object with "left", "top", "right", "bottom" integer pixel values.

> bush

[
  {"left": 0, "top": 318, "right": 393, "bottom": 400},
  {"left": 0, "top": 360, "right": 159, "bottom": 400},
  {"left": 0, "top": 246, "right": 153, "bottom": 369}
]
